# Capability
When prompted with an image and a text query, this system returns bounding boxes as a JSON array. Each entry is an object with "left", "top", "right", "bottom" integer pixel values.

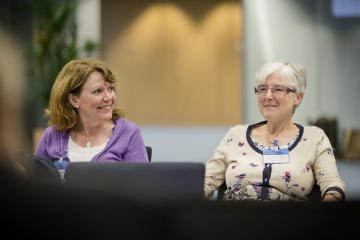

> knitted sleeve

[
  {"left": 204, "top": 128, "right": 238, "bottom": 199},
  {"left": 313, "top": 128, "right": 346, "bottom": 200}
]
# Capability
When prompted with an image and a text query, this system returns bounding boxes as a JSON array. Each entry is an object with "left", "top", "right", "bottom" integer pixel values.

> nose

[
  {"left": 103, "top": 89, "right": 113, "bottom": 101},
  {"left": 264, "top": 88, "right": 274, "bottom": 98}
]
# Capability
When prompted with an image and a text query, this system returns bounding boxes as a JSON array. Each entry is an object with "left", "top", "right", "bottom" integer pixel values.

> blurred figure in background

[
  {"left": 204, "top": 61, "right": 346, "bottom": 201},
  {"left": 0, "top": 29, "right": 27, "bottom": 176},
  {"left": 35, "top": 58, "right": 148, "bottom": 176}
]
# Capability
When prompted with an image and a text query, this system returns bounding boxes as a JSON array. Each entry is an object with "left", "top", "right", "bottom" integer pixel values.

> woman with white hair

[{"left": 204, "top": 61, "right": 346, "bottom": 201}]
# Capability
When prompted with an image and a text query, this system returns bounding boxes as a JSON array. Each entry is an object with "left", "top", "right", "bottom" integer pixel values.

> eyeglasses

[{"left": 254, "top": 85, "right": 296, "bottom": 97}]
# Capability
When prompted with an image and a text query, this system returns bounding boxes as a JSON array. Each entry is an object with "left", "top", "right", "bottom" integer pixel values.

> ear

[
  {"left": 68, "top": 93, "right": 79, "bottom": 109},
  {"left": 294, "top": 92, "right": 304, "bottom": 107}
]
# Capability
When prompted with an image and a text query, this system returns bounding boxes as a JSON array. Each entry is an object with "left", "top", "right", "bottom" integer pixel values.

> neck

[
  {"left": 265, "top": 118, "right": 293, "bottom": 145},
  {"left": 77, "top": 120, "right": 110, "bottom": 137},
  {"left": 266, "top": 117, "right": 293, "bottom": 133},
  {"left": 72, "top": 120, "right": 113, "bottom": 148}
]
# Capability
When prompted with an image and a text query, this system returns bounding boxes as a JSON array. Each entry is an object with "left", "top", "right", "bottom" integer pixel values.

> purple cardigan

[{"left": 36, "top": 118, "right": 149, "bottom": 163}]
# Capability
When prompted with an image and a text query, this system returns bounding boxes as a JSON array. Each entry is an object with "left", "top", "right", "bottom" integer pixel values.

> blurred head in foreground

[{"left": 0, "top": 29, "right": 26, "bottom": 173}]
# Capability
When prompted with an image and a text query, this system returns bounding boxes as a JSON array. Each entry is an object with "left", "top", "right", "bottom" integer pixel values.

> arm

[
  {"left": 35, "top": 127, "right": 50, "bottom": 159},
  {"left": 204, "top": 130, "right": 233, "bottom": 199},
  {"left": 313, "top": 129, "right": 346, "bottom": 201},
  {"left": 123, "top": 128, "right": 149, "bottom": 162}
]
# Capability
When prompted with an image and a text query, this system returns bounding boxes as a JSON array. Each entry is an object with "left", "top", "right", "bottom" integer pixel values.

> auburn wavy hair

[{"left": 45, "top": 58, "right": 124, "bottom": 131}]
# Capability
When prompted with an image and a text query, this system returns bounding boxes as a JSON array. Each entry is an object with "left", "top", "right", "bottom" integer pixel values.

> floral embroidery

[
  {"left": 282, "top": 171, "right": 291, "bottom": 183},
  {"left": 327, "top": 148, "right": 333, "bottom": 155},
  {"left": 226, "top": 138, "right": 233, "bottom": 144},
  {"left": 249, "top": 163, "right": 258, "bottom": 167},
  {"left": 235, "top": 173, "right": 246, "bottom": 179},
  {"left": 231, "top": 165, "right": 236, "bottom": 169},
  {"left": 303, "top": 138, "right": 307, "bottom": 141},
  {"left": 238, "top": 142, "right": 244, "bottom": 147},
  {"left": 290, "top": 192, "right": 297, "bottom": 198},
  {"left": 223, "top": 181, "right": 250, "bottom": 200},
  {"left": 250, "top": 131, "right": 299, "bottom": 151},
  {"left": 253, "top": 185, "right": 262, "bottom": 196},
  {"left": 242, "top": 152, "right": 247, "bottom": 156}
]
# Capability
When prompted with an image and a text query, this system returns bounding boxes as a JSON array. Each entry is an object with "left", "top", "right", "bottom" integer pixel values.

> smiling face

[
  {"left": 69, "top": 71, "right": 116, "bottom": 125},
  {"left": 257, "top": 73, "right": 303, "bottom": 122}
]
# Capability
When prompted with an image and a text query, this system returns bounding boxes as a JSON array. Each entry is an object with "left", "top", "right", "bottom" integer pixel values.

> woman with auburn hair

[
  {"left": 36, "top": 58, "right": 148, "bottom": 176},
  {"left": 0, "top": 31, "right": 160, "bottom": 238}
]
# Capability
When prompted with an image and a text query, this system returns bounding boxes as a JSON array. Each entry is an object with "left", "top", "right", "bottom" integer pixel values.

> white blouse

[{"left": 67, "top": 136, "right": 108, "bottom": 162}]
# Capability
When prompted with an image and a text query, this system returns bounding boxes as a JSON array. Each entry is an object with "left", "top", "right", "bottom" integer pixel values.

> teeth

[{"left": 99, "top": 105, "right": 112, "bottom": 109}]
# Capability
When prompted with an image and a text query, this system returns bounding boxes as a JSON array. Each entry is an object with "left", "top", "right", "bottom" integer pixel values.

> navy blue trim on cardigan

[
  {"left": 246, "top": 121, "right": 304, "bottom": 155},
  {"left": 246, "top": 121, "right": 304, "bottom": 200},
  {"left": 258, "top": 163, "right": 272, "bottom": 200},
  {"left": 323, "top": 186, "right": 346, "bottom": 201}
]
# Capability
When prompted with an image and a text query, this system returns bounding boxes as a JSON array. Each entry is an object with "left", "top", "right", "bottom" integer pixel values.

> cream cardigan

[{"left": 204, "top": 122, "right": 346, "bottom": 201}]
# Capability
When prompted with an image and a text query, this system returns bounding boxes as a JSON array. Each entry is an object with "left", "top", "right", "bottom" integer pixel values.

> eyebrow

[
  {"left": 257, "top": 84, "right": 292, "bottom": 88},
  {"left": 90, "top": 82, "right": 113, "bottom": 89}
]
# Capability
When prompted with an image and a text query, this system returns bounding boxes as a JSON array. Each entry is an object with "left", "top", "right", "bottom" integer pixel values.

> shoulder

[
  {"left": 114, "top": 118, "right": 141, "bottom": 134},
  {"left": 303, "top": 125, "right": 325, "bottom": 137},
  {"left": 222, "top": 124, "right": 249, "bottom": 140},
  {"left": 303, "top": 125, "right": 329, "bottom": 143},
  {"left": 216, "top": 124, "right": 248, "bottom": 147},
  {"left": 42, "top": 125, "right": 60, "bottom": 137},
  {"left": 40, "top": 125, "right": 68, "bottom": 142},
  {"left": 36, "top": 125, "right": 67, "bottom": 153},
  {"left": 228, "top": 124, "right": 248, "bottom": 134}
]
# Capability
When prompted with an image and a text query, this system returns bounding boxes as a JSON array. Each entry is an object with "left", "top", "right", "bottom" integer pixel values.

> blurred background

[{"left": 1, "top": 0, "right": 360, "bottom": 198}]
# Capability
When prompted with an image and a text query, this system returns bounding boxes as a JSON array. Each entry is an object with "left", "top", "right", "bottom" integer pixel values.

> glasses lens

[{"left": 255, "top": 85, "right": 294, "bottom": 97}]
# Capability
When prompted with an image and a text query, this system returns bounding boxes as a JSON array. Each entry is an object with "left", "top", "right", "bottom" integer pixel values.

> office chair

[
  {"left": 23, "top": 155, "right": 61, "bottom": 184},
  {"left": 24, "top": 145, "right": 152, "bottom": 183},
  {"left": 146, "top": 146, "right": 152, "bottom": 162},
  {"left": 64, "top": 162, "right": 205, "bottom": 202}
]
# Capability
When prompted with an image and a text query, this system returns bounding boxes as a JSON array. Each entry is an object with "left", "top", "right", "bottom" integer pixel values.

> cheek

[
  {"left": 280, "top": 101, "right": 295, "bottom": 113},
  {"left": 87, "top": 97, "right": 102, "bottom": 107}
]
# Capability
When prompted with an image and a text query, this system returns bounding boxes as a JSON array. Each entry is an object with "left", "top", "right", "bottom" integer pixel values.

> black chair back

[
  {"left": 146, "top": 146, "right": 152, "bottom": 162},
  {"left": 64, "top": 162, "right": 205, "bottom": 202},
  {"left": 23, "top": 155, "right": 61, "bottom": 184}
]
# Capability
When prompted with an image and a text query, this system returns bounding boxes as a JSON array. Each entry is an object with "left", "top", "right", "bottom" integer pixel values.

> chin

[
  {"left": 99, "top": 113, "right": 113, "bottom": 121},
  {"left": 262, "top": 112, "right": 278, "bottom": 121}
]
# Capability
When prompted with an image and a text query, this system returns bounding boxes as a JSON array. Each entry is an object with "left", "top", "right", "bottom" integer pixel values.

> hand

[{"left": 322, "top": 193, "right": 341, "bottom": 202}]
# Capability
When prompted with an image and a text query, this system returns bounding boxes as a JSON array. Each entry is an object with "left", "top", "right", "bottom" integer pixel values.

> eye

[
  {"left": 258, "top": 87, "right": 268, "bottom": 93},
  {"left": 273, "top": 87, "right": 286, "bottom": 93},
  {"left": 108, "top": 86, "right": 115, "bottom": 92},
  {"left": 93, "top": 88, "right": 103, "bottom": 95}
]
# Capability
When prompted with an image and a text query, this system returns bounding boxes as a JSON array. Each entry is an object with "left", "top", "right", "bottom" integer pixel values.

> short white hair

[{"left": 255, "top": 61, "right": 307, "bottom": 93}]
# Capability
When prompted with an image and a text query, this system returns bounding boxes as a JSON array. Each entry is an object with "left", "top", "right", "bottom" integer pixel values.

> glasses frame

[{"left": 254, "top": 85, "right": 297, "bottom": 97}]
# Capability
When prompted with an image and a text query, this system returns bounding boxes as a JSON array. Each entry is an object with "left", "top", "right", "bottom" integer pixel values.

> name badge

[{"left": 263, "top": 148, "right": 290, "bottom": 164}]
